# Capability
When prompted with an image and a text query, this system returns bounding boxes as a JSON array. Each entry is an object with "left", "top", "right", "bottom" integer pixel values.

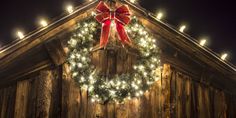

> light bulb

[
  {"left": 199, "top": 39, "right": 207, "bottom": 46},
  {"left": 66, "top": 5, "right": 73, "bottom": 14},
  {"left": 179, "top": 25, "right": 186, "bottom": 32},
  {"left": 221, "top": 53, "right": 228, "bottom": 60},
  {"left": 40, "top": 19, "right": 48, "bottom": 27},
  {"left": 17, "top": 31, "right": 24, "bottom": 39},
  {"left": 156, "top": 12, "right": 163, "bottom": 20},
  {"left": 130, "top": 0, "right": 136, "bottom": 3}
]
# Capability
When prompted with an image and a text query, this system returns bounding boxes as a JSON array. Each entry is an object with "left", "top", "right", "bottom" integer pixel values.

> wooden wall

[{"left": 0, "top": 64, "right": 235, "bottom": 118}]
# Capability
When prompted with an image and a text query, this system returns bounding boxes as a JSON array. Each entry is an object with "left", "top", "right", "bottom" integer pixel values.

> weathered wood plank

[
  {"left": 36, "top": 70, "right": 53, "bottom": 118},
  {"left": 185, "top": 76, "right": 191, "bottom": 118},
  {"left": 0, "top": 85, "right": 16, "bottom": 118},
  {"left": 62, "top": 63, "right": 82, "bottom": 118},
  {"left": 14, "top": 80, "right": 30, "bottom": 118},
  {"left": 26, "top": 76, "right": 39, "bottom": 118},
  {"left": 170, "top": 71, "right": 176, "bottom": 118},
  {"left": 161, "top": 64, "right": 172, "bottom": 118},
  {"left": 49, "top": 67, "right": 62, "bottom": 118}
]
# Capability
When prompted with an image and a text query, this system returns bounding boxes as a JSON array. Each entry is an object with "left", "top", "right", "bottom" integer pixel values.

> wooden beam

[{"left": 45, "top": 38, "right": 67, "bottom": 66}]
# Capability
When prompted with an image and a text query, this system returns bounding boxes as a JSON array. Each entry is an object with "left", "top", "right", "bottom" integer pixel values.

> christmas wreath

[{"left": 67, "top": 2, "right": 161, "bottom": 103}]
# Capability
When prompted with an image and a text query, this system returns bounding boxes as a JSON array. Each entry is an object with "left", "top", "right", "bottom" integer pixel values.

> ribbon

[{"left": 95, "top": 1, "right": 131, "bottom": 47}]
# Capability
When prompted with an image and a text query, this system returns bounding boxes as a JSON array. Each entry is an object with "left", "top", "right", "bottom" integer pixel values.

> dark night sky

[{"left": 0, "top": 0, "right": 235, "bottom": 65}]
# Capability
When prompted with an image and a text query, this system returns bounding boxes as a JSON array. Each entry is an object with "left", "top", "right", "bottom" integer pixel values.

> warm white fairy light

[
  {"left": 39, "top": 19, "right": 48, "bottom": 27},
  {"left": 66, "top": 5, "right": 74, "bottom": 14},
  {"left": 130, "top": 0, "right": 136, "bottom": 3},
  {"left": 179, "top": 25, "right": 186, "bottom": 32},
  {"left": 16, "top": 31, "right": 25, "bottom": 39},
  {"left": 199, "top": 39, "right": 207, "bottom": 46},
  {"left": 91, "top": 98, "right": 95, "bottom": 103},
  {"left": 156, "top": 12, "right": 163, "bottom": 20},
  {"left": 221, "top": 53, "right": 228, "bottom": 60}
]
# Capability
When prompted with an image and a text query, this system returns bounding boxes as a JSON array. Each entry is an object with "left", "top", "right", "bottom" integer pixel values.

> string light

[
  {"left": 66, "top": 5, "right": 74, "bottom": 14},
  {"left": 39, "top": 19, "right": 48, "bottom": 27},
  {"left": 130, "top": 0, "right": 136, "bottom": 3},
  {"left": 221, "top": 53, "right": 228, "bottom": 60},
  {"left": 199, "top": 39, "right": 207, "bottom": 46},
  {"left": 156, "top": 12, "right": 163, "bottom": 20},
  {"left": 179, "top": 25, "right": 186, "bottom": 32},
  {"left": 16, "top": 31, "right": 25, "bottom": 39}
]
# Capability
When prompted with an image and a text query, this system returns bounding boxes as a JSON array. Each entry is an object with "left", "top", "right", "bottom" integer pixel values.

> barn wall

[{"left": 0, "top": 64, "right": 235, "bottom": 118}]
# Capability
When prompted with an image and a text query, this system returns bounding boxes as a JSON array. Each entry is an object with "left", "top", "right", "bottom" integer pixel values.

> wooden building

[{"left": 0, "top": 0, "right": 236, "bottom": 118}]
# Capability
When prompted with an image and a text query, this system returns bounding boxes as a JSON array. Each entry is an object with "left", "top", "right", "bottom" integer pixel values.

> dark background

[{"left": 0, "top": 0, "right": 235, "bottom": 65}]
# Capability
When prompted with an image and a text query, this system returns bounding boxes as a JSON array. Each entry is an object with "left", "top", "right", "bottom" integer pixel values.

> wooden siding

[{"left": 0, "top": 64, "right": 235, "bottom": 118}]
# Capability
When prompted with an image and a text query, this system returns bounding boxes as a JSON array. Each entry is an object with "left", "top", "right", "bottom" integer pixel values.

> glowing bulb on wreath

[
  {"left": 143, "top": 72, "right": 147, "bottom": 76},
  {"left": 81, "top": 57, "right": 86, "bottom": 61},
  {"left": 127, "top": 96, "right": 131, "bottom": 100},
  {"left": 110, "top": 90, "right": 115, "bottom": 95},
  {"left": 137, "top": 80, "right": 141, "bottom": 84},
  {"left": 91, "top": 98, "right": 95, "bottom": 103},
  {"left": 136, "top": 92, "right": 140, "bottom": 97},
  {"left": 78, "top": 63, "right": 83, "bottom": 68},
  {"left": 81, "top": 76, "right": 85, "bottom": 81},
  {"left": 88, "top": 86, "right": 94, "bottom": 92},
  {"left": 138, "top": 65, "right": 144, "bottom": 70},
  {"left": 117, "top": 81, "right": 121, "bottom": 86},
  {"left": 122, "top": 85, "right": 126, "bottom": 89},
  {"left": 150, "top": 64, "right": 155, "bottom": 68},
  {"left": 72, "top": 72, "right": 78, "bottom": 77},
  {"left": 70, "top": 39, "right": 77, "bottom": 47},
  {"left": 139, "top": 90, "right": 144, "bottom": 95}
]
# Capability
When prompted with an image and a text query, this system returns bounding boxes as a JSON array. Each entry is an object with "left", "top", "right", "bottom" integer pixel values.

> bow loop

[{"left": 96, "top": 1, "right": 110, "bottom": 13}]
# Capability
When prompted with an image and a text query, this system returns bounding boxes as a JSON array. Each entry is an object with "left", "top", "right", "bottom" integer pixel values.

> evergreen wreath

[{"left": 67, "top": 16, "right": 161, "bottom": 103}]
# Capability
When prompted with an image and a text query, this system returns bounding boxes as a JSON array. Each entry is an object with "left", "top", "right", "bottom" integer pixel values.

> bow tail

[
  {"left": 116, "top": 22, "right": 131, "bottom": 44},
  {"left": 100, "top": 20, "right": 111, "bottom": 47}
]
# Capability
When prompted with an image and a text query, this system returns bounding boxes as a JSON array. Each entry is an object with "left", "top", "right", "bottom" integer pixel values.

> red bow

[{"left": 95, "top": 1, "right": 131, "bottom": 47}]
